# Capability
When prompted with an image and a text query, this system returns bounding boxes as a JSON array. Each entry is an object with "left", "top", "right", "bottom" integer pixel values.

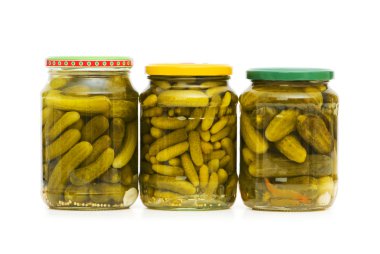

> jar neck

[
  {"left": 47, "top": 68, "right": 133, "bottom": 91},
  {"left": 251, "top": 80, "right": 329, "bottom": 88},
  {"left": 148, "top": 75, "right": 229, "bottom": 89},
  {"left": 49, "top": 68, "right": 130, "bottom": 78}
]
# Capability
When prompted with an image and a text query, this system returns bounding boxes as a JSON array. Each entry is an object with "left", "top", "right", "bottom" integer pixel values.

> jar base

[
  {"left": 146, "top": 206, "right": 231, "bottom": 211},
  {"left": 141, "top": 194, "right": 234, "bottom": 211},
  {"left": 48, "top": 206, "right": 130, "bottom": 211},
  {"left": 243, "top": 200, "right": 333, "bottom": 212},
  {"left": 42, "top": 192, "right": 132, "bottom": 210}
]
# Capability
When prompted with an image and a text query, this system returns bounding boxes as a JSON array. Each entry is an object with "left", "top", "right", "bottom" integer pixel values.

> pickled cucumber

[
  {"left": 45, "top": 129, "right": 81, "bottom": 161},
  {"left": 113, "top": 121, "right": 137, "bottom": 168},
  {"left": 297, "top": 114, "right": 333, "bottom": 154},
  {"left": 81, "top": 135, "right": 111, "bottom": 166},
  {"left": 81, "top": 115, "right": 109, "bottom": 143},
  {"left": 64, "top": 185, "right": 89, "bottom": 203},
  {"left": 46, "top": 141, "right": 93, "bottom": 205},
  {"left": 70, "top": 148, "right": 115, "bottom": 186},
  {"left": 47, "top": 111, "right": 80, "bottom": 140},
  {"left": 147, "top": 174, "right": 197, "bottom": 195},
  {"left": 265, "top": 109, "right": 300, "bottom": 142},
  {"left": 89, "top": 183, "right": 126, "bottom": 204},
  {"left": 158, "top": 90, "right": 209, "bottom": 107},
  {"left": 248, "top": 154, "right": 333, "bottom": 178},
  {"left": 45, "top": 93, "right": 111, "bottom": 114},
  {"left": 241, "top": 113, "right": 268, "bottom": 154}
]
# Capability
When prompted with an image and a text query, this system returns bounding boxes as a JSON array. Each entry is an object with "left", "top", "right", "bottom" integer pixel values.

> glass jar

[
  {"left": 239, "top": 68, "right": 338, "bottom": 211},
  {"left": 140, "top": 64, "right": 238, "bottom": 210},
  {"left": 42, "top": 57, "right": 139, "bottom": 210}
]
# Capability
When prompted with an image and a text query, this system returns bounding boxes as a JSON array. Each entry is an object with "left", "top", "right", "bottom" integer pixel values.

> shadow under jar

[
  {"left": 140, "top": 64, "right": 238, "bottom": 210},
  {"left": 239, "top": 68, "right": 338, "bottom": 211},
  {"left": 42, "top": 57, "right": 139, "bottom": 210}
]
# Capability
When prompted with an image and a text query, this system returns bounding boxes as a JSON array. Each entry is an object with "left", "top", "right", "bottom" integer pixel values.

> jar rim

[
  {"left": 247, "top": 68, "right": 333, "bottom": 81},
  {"left": 146, "top": 64, "right": 232, "bottom": 76},
  {"left": 46, "top": 56, "right": 133, "bottom": 69}
]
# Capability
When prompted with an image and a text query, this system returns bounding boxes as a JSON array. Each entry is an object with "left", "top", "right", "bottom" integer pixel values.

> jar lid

[
  {"left": 146, "top": 64, "right": 232, "bottom": 76},
  {"left": 247, "top": 68, "right": 334, "bottom": 81},
  {"left": 46, "top": 57, "right": 133, "bottom": 68}
]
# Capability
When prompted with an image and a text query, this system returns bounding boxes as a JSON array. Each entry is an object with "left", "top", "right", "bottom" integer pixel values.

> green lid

[{"left": 247, "top": 68, "right": 334, "bottom": 81}]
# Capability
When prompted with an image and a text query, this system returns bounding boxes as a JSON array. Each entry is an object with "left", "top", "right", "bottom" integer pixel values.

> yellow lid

[{"left": 146, "top": 64, "right": 232, "bottom": 76}]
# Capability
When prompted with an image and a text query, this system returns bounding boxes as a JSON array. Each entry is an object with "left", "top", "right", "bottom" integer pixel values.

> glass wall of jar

[
  {"left": 239, "top": 68, "right": 338, "bottom": 211},
  {"left": 140, "top": 64, "right": 238, "bottom": 210},
  {"left": 42, "top": 57, "right": 139, "bottom": 210}
]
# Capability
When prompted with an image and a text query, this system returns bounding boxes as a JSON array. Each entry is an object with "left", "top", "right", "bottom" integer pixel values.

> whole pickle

[
  {"left": 250, "top": 107, "right": 278, "bottom": 129},
  {"left": 152, "top": 164, "right": 184, "bottom": 177},
  {"left": 110, "top": 118, "right": 125, "bottom": 153},
  {"left": 149, "top": 128, "right": 188, "bottom": 155},
  {"left": 142, "top": 94, "right": 158, "bottom": 108},
  {"left": 154, "top": 190, "right": 181, "bottom": 199},
  {"left": 265, "top": 109, "right": 300, "bottom": 142},
  {"left": 156, "top": 142, "right": 189, "bottom": 162},
  {"left": 204, "top": 172, "right": 219, "bottom": 196},
  {"left": 158, "top": 90, "right": 209, "bottom": 107},
  {"left": 188, "top": 131, "right": 203, "bottom": 166},
  {"left": 297, "top": 114, "right": 333, "bottom": 154},
  {"left": 218, "top": 92, "right": 232, "bottom": 117},
  {"left": 49, "top": 77, "right": 70, "bottom": 89},
  {"left": 240, "top": 91, "right": 258, "bottom": 111},
  {"left": 70, "top": 148, "right": 115, "bottom": 186},
  {"left": 64, "top": 185, "right": 89, "bottom": 203},
  {"left": 181, "top": 153, "right": 200, "bottom": 187},
  {"left": 275, "top": 135, "right": 307, "bottom": 163},
  {"left": 46, "top": 142, "right": 93, "bottom": 205},
  {"left": 113, "top": 121, "right": 137, "bottom": 168},
  {"left": 147, "top": 174, "right": 197, "bottom": 195},
  {"left": 45, "top": 93, "right": 110, "bottom": 114},
  {"left": 45, "top": 129, "right": 81, "bottom": 161},
  {"left": 151, "top": 117, "right": 189, "bottom": 130},
  {"left": 89, "top": 183, "right": 126, "bottom": 204},
  {"left": 241, "top": 112, "right": 268, "bottom": 154},
  {"left": 81, "top": 135, "right": 111, "bottom": 166},
  {"left": 248, "top": 154, "right": 333, "bottom": 178},
  {"left": 81, "top": 115, "right": 109, "bottom": 143},
  {"left": 47, "top": 111, "right": 80, "bottom": 141}
]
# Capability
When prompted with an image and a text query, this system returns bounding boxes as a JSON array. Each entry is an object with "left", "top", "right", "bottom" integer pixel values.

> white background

[{"left": 0, "top": 0, "right": 378, "bottom": 253}]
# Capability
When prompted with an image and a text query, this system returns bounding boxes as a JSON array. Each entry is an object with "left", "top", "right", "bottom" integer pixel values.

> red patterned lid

[{"left": 46, "top": 57, "right": 133, "bottom": 68}]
